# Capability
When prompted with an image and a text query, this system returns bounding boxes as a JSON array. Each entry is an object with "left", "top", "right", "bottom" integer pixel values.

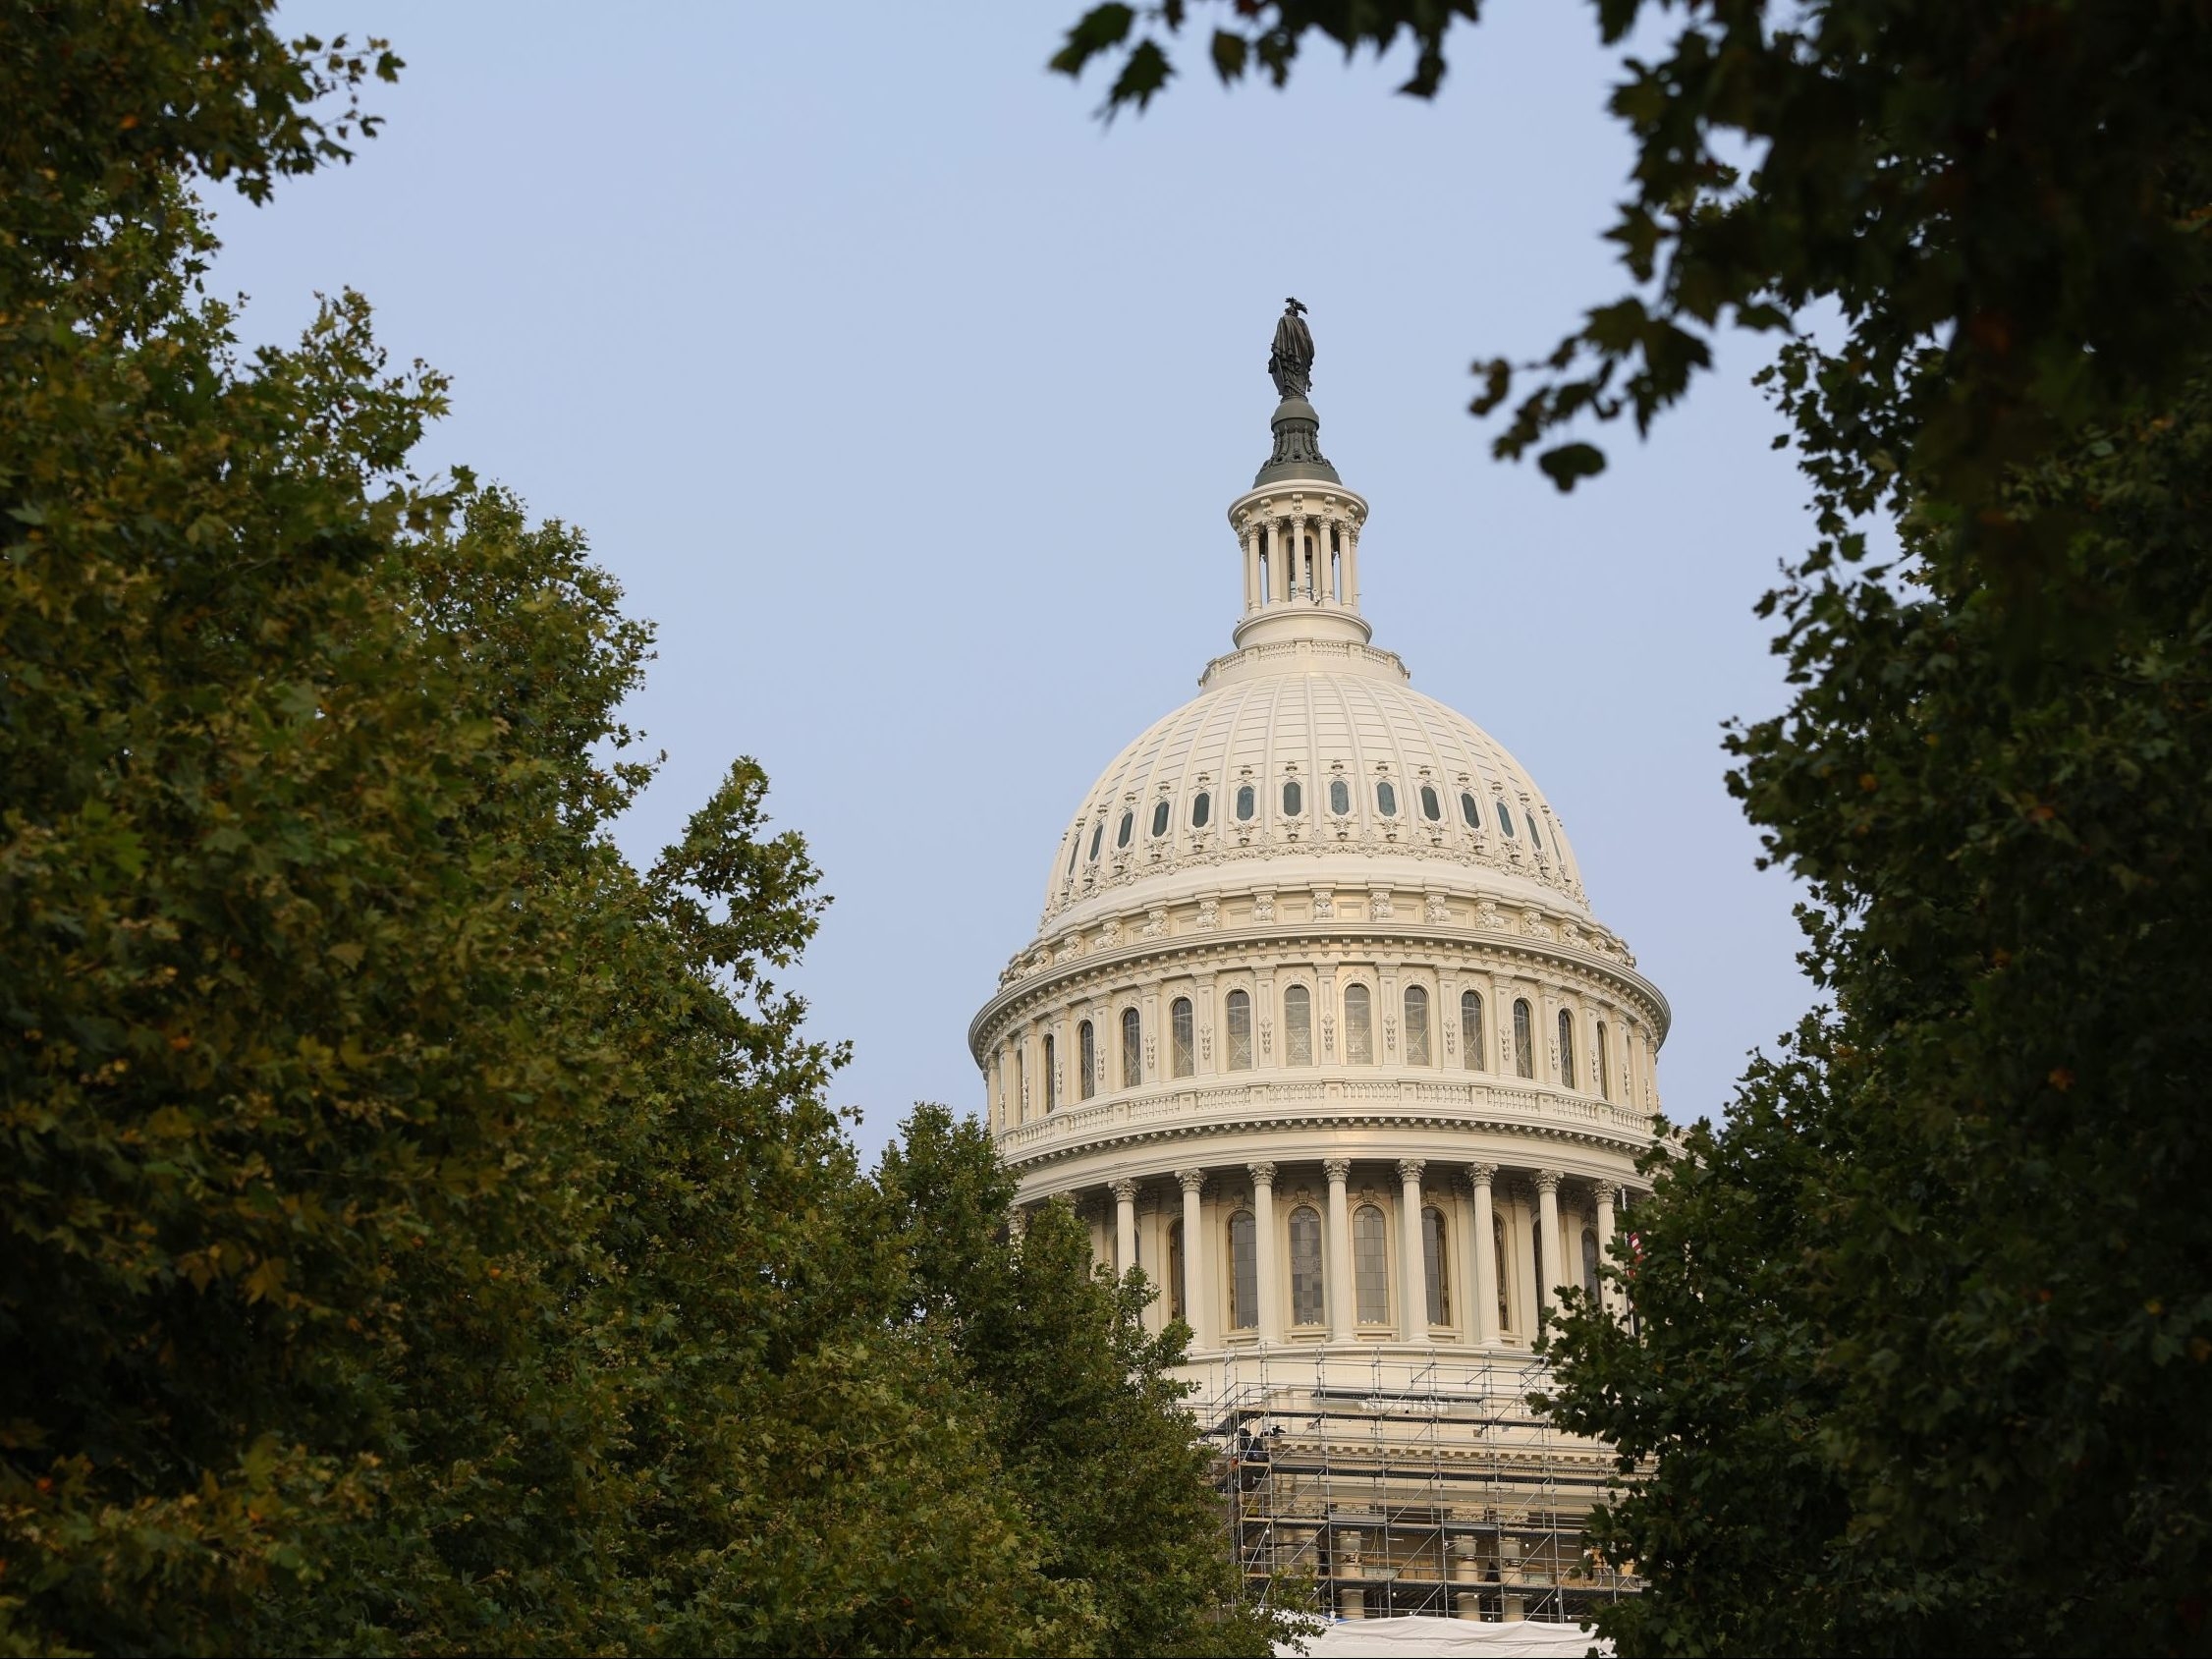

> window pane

[
  {"left": 1236, "top": 784, "right": 1256, "bottom": 821},
  {"left": 1376, "top": 780, "right": 1398, "bottom": 817},
  {"left": 1226, "top": 989, "right": 1253, "bottom": 1071},
  {"left": 1122, "top": 1008, "right": 1142, "bottom": 1087},
  {"left": 1078, "top": 1021, "right": 1096, "bottom": 1100},
  {"left": 1344, "top": 983, "right": 1373, "bottom": 1063},
  {"left": 1461, "top": 791, "right": 1479, "bottom": 828},
  {"left": 1494, "top": 1215, "right": 1512, "bottom": 1332},
  {"left": 1150, "top": 800, "right": 1170, "bottom": 838},
  {"left": 1230, "top": 1212, "right": 1257, "bottom": 1329},
  {"left": 1282, "top": 779, "right": 1302, "bottom": 816},
  {"left": 1527, "top": 814, "right": 1543, "bottom": 849},
  {"left": 1117, "top": 809, "right": 1134, "bottom": 849},
  {"left": 1404, "top": 985, "right": 1430, "bottom": 1065},
  {"left": 1496, "top": 800, "right": 1516, "bottom": 837},
  {"left": 1514, "top": 998, "right": 1534, "bottom": 1078},
  {"left": 1462, "top": 990, "right": 1485, "bottom": 1073},
  {"left": 1558, "top": 1010, "right": 1577, "bottom": 1089},
  {"left": 1067, "top": 832, "right": 1081, "bottom": 873},
  {"left": 1191, "top": 791, "right": 1211, "bottom": 828},
  {"left": 1420, "top": 785, "right": 1442, "bottom": 821},
  {"left": 1284, "top": 984, "right": 1312, "bottom": 1065},
  {"left": 1423, "top": 1208, "right": 1450, "bottom": 1325},
  {"left": 1290, "top": 1207, "right": 1325, "bottom": 1326},
  {"left": 1354, "top": 1205, "right": 1390, "bottom": 1323},
  {"left": 1329, "top": 778, "right": 1352, "bottom": 815},
  {"left": 1171, "top": 997, "right": 1194, "bottom": 1078}
]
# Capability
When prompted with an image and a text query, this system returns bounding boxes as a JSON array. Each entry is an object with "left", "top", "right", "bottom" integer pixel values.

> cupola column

[
  {"left": 1323, "top": 1159, "right": 1355, "bottom": 1342},
  {"left": 1469, "top": 1163, "right": 1501, "bottom": 1346},
  {"left": 1249, "top": 1162, "right": 1283, "bottom": 1344},
  {"left": 1111, "top": 1178, "right": 1138, "bottom": 1278},
  {"left": 1399, "top": 1159, "right": 1429, "bottom": 1344}
]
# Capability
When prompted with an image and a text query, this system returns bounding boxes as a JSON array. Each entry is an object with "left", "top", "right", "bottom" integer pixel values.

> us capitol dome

[{"left": 968, "top": 304, "right": 1667, "bottom": 1626}]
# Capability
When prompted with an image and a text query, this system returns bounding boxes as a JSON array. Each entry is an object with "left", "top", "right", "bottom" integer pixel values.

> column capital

[
  {"left": 1397, "top": 1158, "right": 1426, "bottom": 1185},
  {"left": 1323, "top": 1157, "right": 1353, "bottom": 1184},
  {"left": 1467, "top": 1161, "right": 1499, "bottom": 1187},
  {"left": 1593, "top": 1181, "right": 1621, "bottom": 1205},
  {"left": 1008, "top": 1208, "right": 1028, "bottom": 1243},
  {"left": 1176, "top": 1168, "right": 1207, "bottom": 1195},
  {"left": 1109, "top": 1177, "right": 1139, "bottom": 1204},
  {"left": 1247, "top": 1160, "right": 1278, "bottom": 1188},
  {"left": 1534, "top": 1168, "right": 1564, "bottom": 1196}
]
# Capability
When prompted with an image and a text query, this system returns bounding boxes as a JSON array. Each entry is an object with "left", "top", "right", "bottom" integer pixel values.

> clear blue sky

[{"left": 213, "top": 0, "right": 1818, "bottom": 1153}]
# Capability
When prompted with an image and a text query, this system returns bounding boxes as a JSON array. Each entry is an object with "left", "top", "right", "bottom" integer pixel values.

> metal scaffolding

[{"left": 1193, "top": 1349, "right": 1638, "bottom": 1624}]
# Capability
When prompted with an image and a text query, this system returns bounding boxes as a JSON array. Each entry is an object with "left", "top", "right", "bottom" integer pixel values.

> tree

[{"left": 1047, "top": 3, "right": 2212, "bottom": 1651}]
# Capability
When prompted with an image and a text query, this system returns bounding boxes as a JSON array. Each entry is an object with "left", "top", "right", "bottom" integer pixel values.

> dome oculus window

[
  {"left": 1282, "top": 779, "right": 1303, "bottom": 816},
  {"left": 1235, "top": 784, "right": 1256, "bottom": 821},
  {"left": 1496, "top": 800, "right": 1517, "bottom": 837},
  {"left": 1527, "top": 814, "right": 1543, "bottom": 850},
  {"left": 1420, "top": 785, "right": 1442, "bottom": 821},
  {"left": 1088, "top": 820, "right": 1104, "bottom": 860},
  {"left": 1328, "top": 778, "right": 1352, "bottom": 815},
  {"left": 1460, "top": 791, "right": 1479, "bottom": 828},
  {"left": 1150, "top": 800, "right": 1171, "bottom": 838},
  {"left": 1376, "top": 781, "right": 1398, "bottom": 817},
  {"left": 1190, "top": 791, "right": 1211, "bottom": 829},
  {"left": 1116, "top": 809, "right": 1134, "bottom": 850}
]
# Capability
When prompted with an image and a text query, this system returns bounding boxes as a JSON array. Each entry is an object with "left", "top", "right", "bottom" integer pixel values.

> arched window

[
  {"left": 1283, "top": 984, "right": 1313, "bottom": 1065},
  {"left": 1078, "top": 1021, "right": 1096, "bottom": 1101},
  {"left": 1493, "top": 1214, "right": 1512, "bottom": 1332},
  {"left": 1460, "top": 791, "right": 1480, "bottom": 828},
  {"left": 1344, "top": 983, "right": 1373, "bottom": 1063},
  {"left": 1420, "top": 784, "right": 1442, "bottom": 821},
  {"left": 1581, "top": 1226, "right": 1601, "bottom": 1300},
  {"left": 1225, "top": 989, "right": 1253, "bottom": 1071},
  {"left": 1282, "top": 778, "right": 1303, "bottom": 816},
  {"left": 1422, "top": 1207, "right": 1452, "bottom": 1326},
  {"left": 1150, "top": 800, "right": 1171, "bottom": 838},
  {"left": 1121, "top": 1007, "right": 1141, "bottom": 1088},
  {"left": 1229, "top": 1211, "right": 1258, "bottom": 1330},
  {"left": 1289, "top": 1206, "right": 1325, "bottom": 1326},
  {"left": 1236, "top": 783, "right": 1256, "bottom": 821},
  {"left": 1496, "top": 800, "right": 1517, "bottom": 837},
  {"left": 1595, "top": 1021, "right": 1610, "bottom": 1100},
  {"left": 1168, "top": 1219, "right": 1187, "bottom": 1321},
  {"left": 1558, "top": 1010, "right": 1577, "bottom": 1089},
  {"left": 1042, "top": 1034, "right": 1057, "bottom": 1112},
  {"left": 1513, "top": 998, "right": 1534, "bottom": 1078},
  {"left": 1171, "top": 997, "right": 1195, "bottom": 1078},
  {"left": 1403, "top": 985, "right": 1431, "bottom": 1065},
  {"left": 1190, "top": 791, "right": 1211, "bottom": 829},
  {"left": 1462, "top": 990, "right": 1486, "bottom": 1073},
  {"left": 1329, "top": 777, "right": 1352, "bottom": 815},
  {"left": 1116, "top": 809, "right": 1134, "bottom": 849},
  {"left": 1376, "top": 780, "right": 1398, "bottom": 817},
  {"left": 1088, "top": 819, "right": 1104, "bottom": 860},
  {"left": 1354, "top": 1205, "right": 1390, "bottom": 1324}
]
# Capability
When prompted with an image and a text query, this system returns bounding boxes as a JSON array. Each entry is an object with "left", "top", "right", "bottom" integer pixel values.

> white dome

[{"left": 1039, "top": 641, "right": 1588, "bottom": 934}]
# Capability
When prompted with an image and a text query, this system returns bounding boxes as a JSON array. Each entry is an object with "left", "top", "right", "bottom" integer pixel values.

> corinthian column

[
  {"left": 1178, "top": 1169, "right": 1207, "bottom": 1345},
  {"left": 1111, "top": 1178, "right": 1138, "bottom": 1278},
  {"left": 1249, "top": 1162, "right": 1282, "bottom": 1344},
  {"left": 1323, "top": 1158, "right": 1354, "bottom": 1343},
  {"left": 1534, "top": 1169, "right": 1564, "bottom": 1330},
  {"left": 1469, "top": 1163, "right": 1500, "bottom": 1345},
  {"left": 1594, "top": 1181, "right": 1620, "bottom": 1319},
  {"left": 1399, "top": 1159, "right": 1429, "bottom": 1344}
]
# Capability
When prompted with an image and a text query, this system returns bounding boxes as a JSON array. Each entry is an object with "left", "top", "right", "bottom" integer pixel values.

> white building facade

[{"left": 968, "top": 327, "right": 1665, "bottom": 1621}]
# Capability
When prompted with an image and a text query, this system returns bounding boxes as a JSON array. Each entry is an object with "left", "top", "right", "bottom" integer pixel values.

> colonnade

[{"left": 1238, "top": 505, "right": 1361, "bottom": 613}]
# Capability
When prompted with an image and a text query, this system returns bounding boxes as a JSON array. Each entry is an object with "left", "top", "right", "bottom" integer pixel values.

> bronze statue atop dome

[{"left": 1268, "top": 298, "right": 1314, "bottom": 401}]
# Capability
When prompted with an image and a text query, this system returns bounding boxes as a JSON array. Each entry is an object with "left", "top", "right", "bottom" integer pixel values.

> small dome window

[
  {"left": 1235, "top": 784, "right": 1256, "bottom": 821},
  {"left": 1328, "top": 778, "right": 1352, "bottom": 815},
  {"left": 1460, "top": 791, "right": 1479, "bottom": 828},
  {"left": 1420, "top": 785, "right": 1443, "bottom": 821},
  {"left": 1496, "top": 800, "right": 1517, "bottom": 837},
  {"left": 1089, "top": 820, "right": 1104, "bottom": 860},
  {"left": 1116, "top": 809, "right": 1134, "bottom": 849},
  {"left": 1149, "top": 800, "right": 1171, "bottom": 838},
  {"left": 1191, "top": 791, "right": 1211, "bottom": 829},
  {"left": 1376, "top": 781, "right": 1399, "bottom": 817},
  {"left": 1066, "top": 831, "right": 1082, "bottom": 874},
  {"left": 1282, "top": 779, "right": 1303, "bottom": 816},
  {"left": 1527, "top": 814, "right": 1543, "bottom": 850}
]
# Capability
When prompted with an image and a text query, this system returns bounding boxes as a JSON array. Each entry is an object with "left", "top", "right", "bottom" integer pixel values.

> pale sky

[{"left": 212, "top": 1, "right": 1819, "bottom": 1152}]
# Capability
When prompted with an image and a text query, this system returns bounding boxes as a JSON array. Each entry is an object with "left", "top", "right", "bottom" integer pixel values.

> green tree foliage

[
  {"left": 2, "top": 5, "right": 1282, "bottom": 1653},
  {"left": 1049, "top": 3, "right": 2212, "bottom": 1651}
]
